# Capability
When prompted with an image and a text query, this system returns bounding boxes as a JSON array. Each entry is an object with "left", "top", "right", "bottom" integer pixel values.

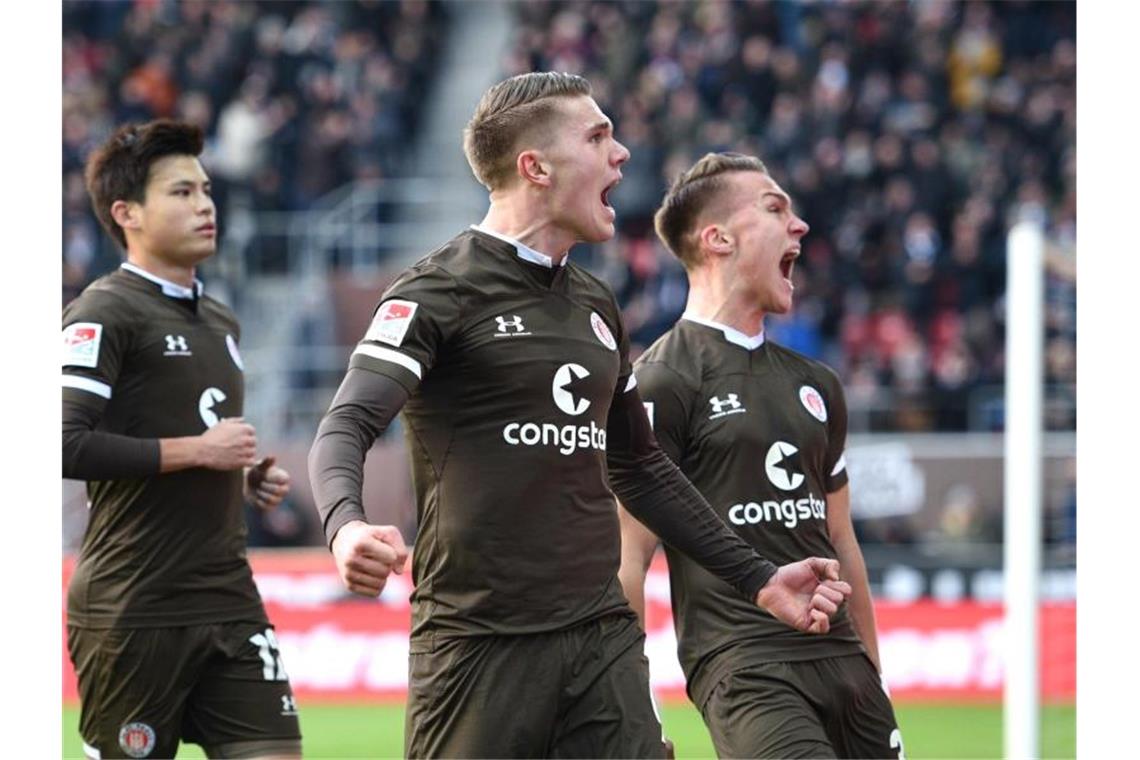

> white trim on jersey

[
  {"left": 681, "top": 312, "right": 766, "bottom": 350},
  {"left": 470, "top": 224, "right": 569, "bottom": 268},
  {"left": 353, "top": 344, "right": 423, "bottom": 379},
  {"left": 82, "top": 740, "right": 102, "bottom": 759},
  {"left": 831, "top": 452, "right": 847, "bottom": 476},
  {"left": 623, "top": 374, "right": 638, "bottom": 392},
  {"left": 62, "top": 374, "right": 113, "bottom": 399},
  {"left": 121, "top": 262, "right": 203, "bottom": 299}
]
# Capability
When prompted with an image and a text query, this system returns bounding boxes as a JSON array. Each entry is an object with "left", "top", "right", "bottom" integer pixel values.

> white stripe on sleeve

[
  {"left": 352, "top": 344, "right": 423, "bottom": 379},
  {"left": 62, "top": 374, "right": 112, "bottom": 399},
  {"left": 83, "top": 740, "right": 102, "bottom": 760},
  {"left": 830, "top": 452, "right": 847, "bottom": 476}
]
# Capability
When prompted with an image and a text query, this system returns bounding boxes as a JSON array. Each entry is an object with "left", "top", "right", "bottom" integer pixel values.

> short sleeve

[
  {"left": 62, "top": 291, "right": 132, "bottom": 406},
  {"left": 348, "top": 265, "right": 463, "bottom": 392},
  {"left": 822, "top": 368, "right": 850, "bottom": 493},
  {"left": 633, "top": 360, "right": 695, "bottom": 466}
]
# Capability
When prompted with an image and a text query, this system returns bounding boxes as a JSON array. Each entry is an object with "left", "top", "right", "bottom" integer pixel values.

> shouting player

[
  {"left": 619, "top": 152, "right": 903, "bottom": 758},
  {"left": 309, "top": 73, "right": 852, "bottom": 758}
]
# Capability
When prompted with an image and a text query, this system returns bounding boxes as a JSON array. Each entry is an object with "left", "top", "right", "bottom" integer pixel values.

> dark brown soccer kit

[
  {"left": 63, "top": 266, "right": 300, "bottom": 758},
  {"left": 636, "top": 316, "right": 902, "bottom": 759},
  {"left": 321, "top": 228, "right": 779, "bottom": 757},
  {"left": 343, "top": 229, "right": 664, "bottom": 757}
]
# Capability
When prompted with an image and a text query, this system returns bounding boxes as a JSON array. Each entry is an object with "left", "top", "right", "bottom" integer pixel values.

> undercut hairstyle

[
  {"left": 84, "top": 120, "right": 206, "bottom": 250},
  {"left": 463, "top": 71, "right": 592, "bottom": 191},
  {"left": 654, "top": 152, "right": 769, "bottom": 270}
]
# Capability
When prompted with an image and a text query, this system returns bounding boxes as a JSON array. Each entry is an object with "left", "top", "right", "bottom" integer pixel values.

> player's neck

[
  {"left": 125, "top": 249, "right": 197, "bottom": 288},
  {"left": 685, "top": 271, "right": 766, "bottom": 337},
  {"left": 481, "top": 199, "right": 573, "bottom": 265}
]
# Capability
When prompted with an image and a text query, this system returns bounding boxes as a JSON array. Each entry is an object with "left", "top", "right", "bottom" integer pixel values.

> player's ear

[
  {"left": 517, "top": 149, "right": 552, "bottom": 188},
  {"left": 110, "top": 200, "right": 143, "bottom": 232},
  {"left": 698, "top": 224, "right": 733, "bottom": 259}
]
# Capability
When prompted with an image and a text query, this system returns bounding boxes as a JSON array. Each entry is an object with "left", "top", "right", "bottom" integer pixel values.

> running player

[{"left": 63, "top": 120, "right": 301, "bottom": 759}]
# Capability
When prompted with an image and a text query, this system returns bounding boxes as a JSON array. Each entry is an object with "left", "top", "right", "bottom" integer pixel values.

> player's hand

[
  {"left": 755, "top": 557, "right": 853, "bottom": 634},
  {"left": 245, "top": 456, "right": 291, "bottom": 511},
  {"left": 197, "top": 418, "right": 257, "bottom": 470},
  {"left": 331, "top": 520, "right": 409, "bottom": 597}
]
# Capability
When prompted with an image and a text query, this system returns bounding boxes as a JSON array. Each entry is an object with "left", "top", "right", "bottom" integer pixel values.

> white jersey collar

[
  {"left": 121, "top": 262, "right": 203, "bottom": 299},
  {"left": 471, "top": 224, "right": 569, "bottom": 268},
  {"left": 682, "top": 312, "right": 766, "bottom": 350}
]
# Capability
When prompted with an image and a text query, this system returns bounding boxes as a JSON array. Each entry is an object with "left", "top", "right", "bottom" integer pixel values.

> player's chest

[
  {"left": 688, "top": 373, "right": 832, "bottom": 469},
  {"left": 120, "top": 320, "right": 245, "bottom": 416},
  {"left": 443, "top": 297, "right": 622, "bottom": 402}
]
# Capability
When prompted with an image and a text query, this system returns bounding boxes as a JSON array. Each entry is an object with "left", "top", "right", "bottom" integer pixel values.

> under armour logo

[
  {"left": 164, "top": 334, "right": 189, "bottom": 353},
  {"left": 709, "top": 394, "right": 742, "bottom": 415},
  {"left": 281, "top": 695, "right": 298, "bottom": 713},
  {"left": 495, "top": 315, "right": 526, "bottom": 333}
]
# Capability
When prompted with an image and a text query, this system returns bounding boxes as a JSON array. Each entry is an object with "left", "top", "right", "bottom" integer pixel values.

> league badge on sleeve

[
  {"left": 799, "top": 385, "right": 828, "bottom": 423},
  {"left": 590, "top": 311, "right": 617, "bottom": 351},
  {"left": 365, "top": 299, "right": 418, "bottom": 347},
  {"left": 63, "top": 322, "right": 103, "bottom": 368}
]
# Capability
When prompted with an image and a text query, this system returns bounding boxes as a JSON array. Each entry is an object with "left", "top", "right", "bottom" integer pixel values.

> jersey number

[{"left": 249, "top": 628, "right": 289, "bottom": 681}]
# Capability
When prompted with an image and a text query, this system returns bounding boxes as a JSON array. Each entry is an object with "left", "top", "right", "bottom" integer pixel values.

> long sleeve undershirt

[{"left": 62, "top": 396, "right": 161, "bottom": 481}]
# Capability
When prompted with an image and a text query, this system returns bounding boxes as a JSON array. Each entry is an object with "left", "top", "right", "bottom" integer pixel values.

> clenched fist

[
  {"left": 197, "top": 417, "right": 257, "bottom": 470},
  {"left": 755, "top": 557, "right": 853, "bottom": 634},
  {"left": 331, "top": 520, "right": 409, "bottom": 597}
]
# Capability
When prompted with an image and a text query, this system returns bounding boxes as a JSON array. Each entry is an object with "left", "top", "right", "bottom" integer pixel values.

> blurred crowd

[
  {"left": 505, "top": 0, "right": 1076, "bottom": 432},
  {"left": 61, "top": 1, "right": 1076, "bottom": 550},
  {"left": 63, "top": 0, "right": 447, "bottom": 298}
]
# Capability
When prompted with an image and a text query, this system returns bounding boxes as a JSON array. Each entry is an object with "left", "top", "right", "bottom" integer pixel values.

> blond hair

[
  {"left": 463, "top": 72, "right": 591, "bottom": 190},
  {"left": 654, "top": 152, "right": 769, "bottom": 269}
]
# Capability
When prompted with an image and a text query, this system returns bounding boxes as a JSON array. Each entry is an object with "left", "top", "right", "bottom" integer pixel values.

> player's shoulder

[
  {"left": 635, "top": 323, "right": 704, "bottom": 391},
  {"left": 63, "top": 269, "right": 140, "bottom": 324},
  {"left": 767, "top": 339, "right": 843, "bottom": 389},
  {"left": 565, "top": 260, "right": 622, "bottom": 316},
  {"left": 385, "top": 231, "right": 482, "bottom": 295},
  {"left": 565, "top": 259, "right": 615, "bottom": 297},
  {"left": 198, "top": 294, "right": 241, "bottom": 335}
]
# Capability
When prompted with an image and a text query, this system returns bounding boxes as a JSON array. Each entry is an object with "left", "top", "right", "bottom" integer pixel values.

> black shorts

[
  {"left": 700, "top": 654, "right": 903, "bottom": 759},
  {"left": 67, "top": 621, "right": 302, "bottom": 759},
  {"left": 405, "top": 612, "right": 666, "bottom": 758}
]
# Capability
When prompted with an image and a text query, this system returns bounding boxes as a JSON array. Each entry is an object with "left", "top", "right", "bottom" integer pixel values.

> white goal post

[{"left": 1003, "top": 220, "right": 1045, "bottom": 759}]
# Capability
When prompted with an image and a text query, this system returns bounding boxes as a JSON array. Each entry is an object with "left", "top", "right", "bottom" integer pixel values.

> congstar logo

[
  {"left": 502, "top": 363, "right": 607, "bottom": 456},
  {"left": 728, "top": 494, "right": 827, "bottom": 528}
]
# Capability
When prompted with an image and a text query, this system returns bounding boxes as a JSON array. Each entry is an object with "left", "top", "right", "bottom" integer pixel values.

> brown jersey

[
  {"left": 347, "top": 228, "right": 637, "bottom": 648},
  {"left": 635, "top": 316, "right": 864, "bottom": 708},
  {"left": 62, "top": 265, "right": 267, "bottom": 629}
]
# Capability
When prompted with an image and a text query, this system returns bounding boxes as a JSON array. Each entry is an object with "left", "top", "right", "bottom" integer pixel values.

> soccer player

[
  {"left": 62, "top": 120, "right": 302, "bottom": 760},
  {"left": 308, "top": 73, "right": 852, "bottom": 757},
  {"left": 618, "top": 152, "right": 903, "bottom": 758}
]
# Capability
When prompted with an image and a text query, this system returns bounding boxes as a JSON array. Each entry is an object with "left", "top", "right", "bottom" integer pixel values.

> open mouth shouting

[
  {"left": 601, "top": 175, "right": 621, "bottom": 218},
  {"left": 779, "top": 247, "right": 800, "bottom": 289}
]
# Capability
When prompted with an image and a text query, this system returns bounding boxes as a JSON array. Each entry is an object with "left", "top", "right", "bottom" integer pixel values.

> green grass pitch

[{"left": 63, "top": 701, "right": 1075, "bottom": 758}]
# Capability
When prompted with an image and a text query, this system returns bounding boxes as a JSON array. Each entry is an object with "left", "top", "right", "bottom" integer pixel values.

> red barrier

[{"left": 63, "top": 551, "right": 1074, "bottom": 704}]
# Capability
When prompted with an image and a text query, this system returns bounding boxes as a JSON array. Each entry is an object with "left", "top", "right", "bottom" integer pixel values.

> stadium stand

[{"left": 62, "top": 1, "right": 1074, "bottom": 557}]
